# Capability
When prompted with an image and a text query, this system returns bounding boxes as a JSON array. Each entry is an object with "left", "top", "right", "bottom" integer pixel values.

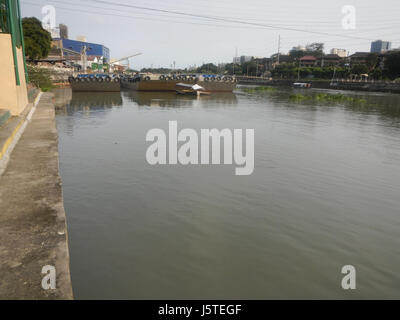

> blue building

[
  {"left": 370, "top": 40, "right": 391, "bottom": 53},
  {"left": 55, "top": 38, "right": 110, "bottom": 63}
]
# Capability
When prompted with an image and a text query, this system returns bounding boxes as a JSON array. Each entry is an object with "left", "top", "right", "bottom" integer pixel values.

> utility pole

[
  {"left": 297, "top": 59, "right": 301, "bottom": 81},
  {"left": 233, "top": 46, "right": 238, "bottom": 75},
  {"left": 277, "top": 35, "right": 281, "bottom": 65},
  {"left": 81, "top": 45, "right": 87, "bottom": 73}
]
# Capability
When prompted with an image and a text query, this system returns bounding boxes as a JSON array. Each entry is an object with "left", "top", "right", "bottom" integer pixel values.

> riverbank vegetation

[
  {"left": 242, "top": 86, "right": 368, "bottom": 105},
  {"left": 289, "top": 93, "right": 367, "bottom": 104},
  {"left": 242, "top": 86, "right": 277, "bottom": 93},
  {"left": 27, "top": 65, "right": 53, "bottom": 92}
]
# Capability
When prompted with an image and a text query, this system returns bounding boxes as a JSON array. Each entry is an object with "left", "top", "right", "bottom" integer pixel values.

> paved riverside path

[{"left": 0, "top": 92, "right": 73, "bottom": 299}]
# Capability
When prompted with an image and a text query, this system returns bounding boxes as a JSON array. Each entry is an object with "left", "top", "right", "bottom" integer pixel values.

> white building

[
  {"left": 233, "top": 57, "right": 241, "bottom": 64},
  {"left": 291, "top": 45, "right": 306, "bottom": 52},
  {"left": 330, "top": 48, "right": 348, "bottom": 58},
  {"left": 233, "top": 55, "right": 253, "bottom": 64},
  {"left": 42, "top": 24, "right": 60, "bottom": 39},
  {"left": 76, "top": 35, "right": 87, "bottom": 42}
]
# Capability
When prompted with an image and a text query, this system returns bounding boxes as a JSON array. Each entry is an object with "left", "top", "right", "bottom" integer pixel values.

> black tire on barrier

[
  {"left": 216, "top": 77, "right": 221, "bottom": 81},
  {"left": 166, "top": 76, "right": 171, "bottom": 81},
  {"left": 105, "top": 76, "right": 111, "bottom": 82},
  {"left": 145, "top": 76, "right": 151, "bottom": 81},
  {"left": 68, "top": 76, "right": 74, "bottom": 83},
  {"left": 114, "top": 77, "right": 120, "bottom": 83},
  {"left": 204, "top": 77, "right": 209, "bottom": 82},
  {"left": 159, "top": 75, "right": 165, "bottom": 80},
  {"left": 211, "top": 77, "right": 215, "bottom": 81},
  {"left": 181, "top": 75, "right": 187, "bottom": 80}
]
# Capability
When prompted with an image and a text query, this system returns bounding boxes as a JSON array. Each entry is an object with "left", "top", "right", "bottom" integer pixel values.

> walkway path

[{"left": 0, "top": 92, "right": 72, "bottom": 299}]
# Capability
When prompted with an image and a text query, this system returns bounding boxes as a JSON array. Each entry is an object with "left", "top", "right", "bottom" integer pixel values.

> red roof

[{"left": 300, "top": 55, "right": 317, "bottom": 61}]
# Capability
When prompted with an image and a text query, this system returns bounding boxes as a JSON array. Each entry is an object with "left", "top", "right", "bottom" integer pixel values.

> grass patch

[
  {"left": 243, "top": 86, "right": 277, "bottom": 93},
  {"left": 27, "top": 65, "right": 54, "bottom": 91},
  {"left": 289, "top": 93, "right": 367, "bottom": 104}
]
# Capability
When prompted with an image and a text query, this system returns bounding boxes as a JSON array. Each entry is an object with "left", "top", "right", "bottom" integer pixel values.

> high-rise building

[
  {"left": 370, "top": 40, "right": 392, "bottom": 53},
  {"left": 59, "top": 24, "right": 68, "bottom": 39}
]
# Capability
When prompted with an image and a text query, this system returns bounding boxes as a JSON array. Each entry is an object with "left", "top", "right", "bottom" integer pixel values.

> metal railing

[
  {"left": 0, "top": 0, "right": 9, "bottom": 33},
  {"left": 0, "top": 0, "right": 28, "bottom": 85}
]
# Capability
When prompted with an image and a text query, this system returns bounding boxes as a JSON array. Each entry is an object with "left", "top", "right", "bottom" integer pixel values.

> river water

[{"left": 54, "top": 87, "right": 400, "bottom": 299}]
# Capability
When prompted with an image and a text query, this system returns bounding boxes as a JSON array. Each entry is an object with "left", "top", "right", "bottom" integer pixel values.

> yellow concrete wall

[{"left": 0, "top": 33, "right": 28, "bottom": 115}]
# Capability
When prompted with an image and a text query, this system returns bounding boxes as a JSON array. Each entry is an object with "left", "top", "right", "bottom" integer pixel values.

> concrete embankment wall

[
  {"left": 238, "top": 78, "right": 400, "bottom": 94},
  {"left": 0, "top": 34, "right": 28, "bottom": 115},
  {"left": 0, "top": 92, "right": 73, "bottom": 299}
]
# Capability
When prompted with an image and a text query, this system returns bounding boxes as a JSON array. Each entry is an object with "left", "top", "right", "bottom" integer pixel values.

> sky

[{"left": 20, "top": 0, "right": 400, "bottom": 70}]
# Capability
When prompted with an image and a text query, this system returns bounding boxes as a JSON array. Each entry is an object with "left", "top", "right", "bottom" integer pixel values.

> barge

[
  {"left": 68, "top": 74, "right": 121, "bottom": 92},
  {"left": 121, "top": 74, "right": 237, "bottom": 92}
]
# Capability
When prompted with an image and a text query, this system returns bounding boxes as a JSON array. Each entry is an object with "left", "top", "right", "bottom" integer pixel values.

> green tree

[
  {"left": 383, "top": 52, "right": 400, "bottom": 80},
  {"left": 289, "top": 50, "right": 306, "bottom": 59},
  {"left": 241, "top": 61, "right": 257, "bottom": 76},
  {"left": 224, "top": 63, "right": 242, "bottom": 75},
  {"left": 22, "top": 17, "right": 52, "bottom": 61},
  {"left": 351, "top": 64, "right": 369, "bottom": 75},
  {"left": 365, "top": 53, "right": 379, "bottom": 71},
  {"left": 196, "top": 63, "right": 218, "bottom": 74}
]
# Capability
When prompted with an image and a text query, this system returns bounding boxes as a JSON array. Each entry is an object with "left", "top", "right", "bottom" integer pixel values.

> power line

[
  {"left": 60, "top": 0, "right": 386, "bottom": 41},
  {"left": 23, "top": 1, "right": 279, "bottom": 30}
]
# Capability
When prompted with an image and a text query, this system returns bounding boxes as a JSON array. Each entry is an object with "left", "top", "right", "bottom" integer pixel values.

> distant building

[
  {"left": 76, "top": 35, "right": 87, "bottom": 42},
  {"left": 299, "top": 56, "right": 317, "bottom": 67},
  {"left": 42, "top": 24, "right": 60, "bottom": 39},
  {"left": 253, "top": 57, "right": 273, "bottom": 74},
  {"left": 371, "top": 40, "right": 391, "bottom": 53},
  {"left": 240, "top": 56, "right": 253, "bottom": 64},
  {"left": 330, "top": 48, "right": 348, "bottom": 58},
  {"left": 233, "top": 55, "right": 253, "bottom": 64},
  {"left": 349, "top": 52, "right": 370, "bottom": 65},
  {"left": 270, "top": 53, "right": 292, "bottom": 66},
  {"left": 319, "top": 54, "right": 342, "bottom": 67},
  {"left": 293, "top": 45, "right": 306, "bottom": 51},
  {"left": 59, "top": 24, "right": 68, "bottom": 39},
  {"left": 53, "top": 38, "right": 110, "bottom": 63},
  {"left": 290, "top": 45, "right": 306, "bottom": 53}
]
